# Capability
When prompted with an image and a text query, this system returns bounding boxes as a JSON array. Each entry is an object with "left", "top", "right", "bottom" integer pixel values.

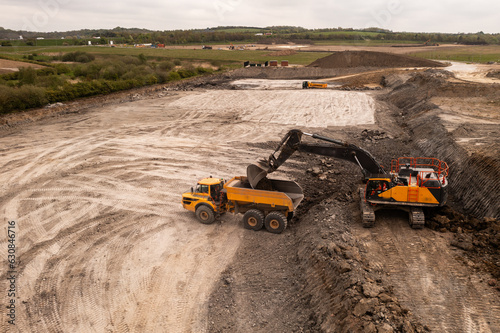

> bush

[
  {"left": 18, "top": 67, "right": 37, "bottom": 85},
  {"left": 1, "top": 71, "right": 19, "bottom": 81},
  {"left": 173, "top": 59, "right": 181, "bottom": 66},
  {"left": 62, "top": 51, "right": 95, "bottom": 63},
  {"left": 159, "top": 61, "right": 174, "bottom": 71},
  {"left": 73, "top": 62, "right": 103, "bottom": 80},
  {"left": 168, "top": 71, "right": 181, "bottom": 81},
  {"left": 121, "top": 56, "right": 142, "bottom": 65},
  {"left": 155, "top": 70, "right": 169, "bottom": 83},
  {"left": 37, "top": 75, "right": 66, "bottom": 89},
  {"left": 145, "top": 74, "right": 158, "bottom": 85},
  {"left": 37, "top": 67, "right": 57, "bottom": 76},
  {"left": 137, "top": 53, "right": 147, "bottom": 64},
  {"left": 0, "top": 85, "right": 47, "bottom": 114},
  {"left": 176, "top": 68, "right": 196, "bottom": 79},
  {"left": 99, "top": 64, "right": 126, "bottom": 80},
  {"left": 196, "top": 67, "right": 212, "bottom": 74},
  {"left": 54, "top": 63, "right": 71, "bottom": 75}
]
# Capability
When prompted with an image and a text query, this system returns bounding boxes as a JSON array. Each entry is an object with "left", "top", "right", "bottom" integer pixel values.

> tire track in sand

[{"left": 357, "top": 211, "right": 500, "bottom": 333}]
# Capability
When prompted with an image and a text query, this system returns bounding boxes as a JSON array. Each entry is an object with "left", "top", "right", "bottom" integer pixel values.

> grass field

[
  {"left": 0, "top": 46, "right": 331, "bottom": 66},
  {"left": 2, "top": 43, "right": 499, "bottom": 67},
  {"left": 410, "top": 45, "right": 500, "bottom": 64},
  {"left": 312, "top": 40, "right": 428, "bottom": 46}
]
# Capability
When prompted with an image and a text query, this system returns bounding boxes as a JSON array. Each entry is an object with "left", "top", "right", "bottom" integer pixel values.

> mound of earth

[{"left": 308, "top": 51, "right": 446, "bottom": 69}]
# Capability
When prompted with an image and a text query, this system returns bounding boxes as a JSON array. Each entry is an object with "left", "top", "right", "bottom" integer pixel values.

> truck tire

[
  {"left": 243, "top": 209, "right": 264, "bottom": 231},
  {"left": 264, "top": 211, "right": 287, "bottom": 234},
  {"left": 195, "top": 205, "right": 215, "bottom": 224}
]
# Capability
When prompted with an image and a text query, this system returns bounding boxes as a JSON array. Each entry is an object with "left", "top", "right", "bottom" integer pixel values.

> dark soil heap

[{"left": 308, "top": 51, "right": 446, "bottom": 69}]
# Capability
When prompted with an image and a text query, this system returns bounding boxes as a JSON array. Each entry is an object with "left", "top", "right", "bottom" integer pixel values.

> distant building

[
  {"left": 36, "top": 37, "right": 44, "bottom": 40},
  {"left": 19, "top": 36, "right": 23, "bottom": 40}
]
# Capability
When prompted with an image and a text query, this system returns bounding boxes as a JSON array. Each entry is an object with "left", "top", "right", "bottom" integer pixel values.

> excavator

[
  {"left": 302, "top": 81, "right": 327, "bottom": 89},
  {"left": 247, "top": 129, "right": 449, "bottom": 228}
]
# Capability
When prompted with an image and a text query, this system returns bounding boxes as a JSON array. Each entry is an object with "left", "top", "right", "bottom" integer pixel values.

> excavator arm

[{"left": 248, "top": 129, "right": 386, "bottom": 188}]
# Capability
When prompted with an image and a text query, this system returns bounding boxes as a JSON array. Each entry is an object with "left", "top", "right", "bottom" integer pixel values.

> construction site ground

[{"left": 0, "top": 53, "right": 499, "bottom": 332}]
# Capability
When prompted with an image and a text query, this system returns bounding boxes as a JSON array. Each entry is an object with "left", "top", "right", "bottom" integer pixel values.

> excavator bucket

[
  {"left": 247, "top": 160, "right": 270, "bottom": 189},
  {"left": 247, "top": 130, "right": 304, "bottom": 189}
]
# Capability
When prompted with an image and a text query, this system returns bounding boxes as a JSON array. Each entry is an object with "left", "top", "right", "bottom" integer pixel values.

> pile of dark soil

[{"left": 308, "top": 51, "right": 446, "bottom": 69}]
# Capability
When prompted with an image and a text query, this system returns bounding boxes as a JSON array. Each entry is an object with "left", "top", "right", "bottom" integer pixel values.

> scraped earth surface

[
  {"left": 1, "top": 55, "right": 499, "bottom": 332},
  {"left": 0, "top": 85, "right": 376, "bottom": 332}
]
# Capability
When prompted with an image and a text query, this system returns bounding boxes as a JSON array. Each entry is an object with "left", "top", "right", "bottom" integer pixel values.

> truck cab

[{"left": 182, "top": 177, "right": 226, "bottom": 224}]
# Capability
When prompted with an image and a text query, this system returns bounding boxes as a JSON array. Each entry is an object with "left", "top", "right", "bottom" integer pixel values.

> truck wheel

[
  {"left": 243, "top": 209, "right": 264, "bottom": 231},
  {"left": 195, "top": 205, "right": 215, "bottom": 224},
  {"left": 264, "top": 212, "right": 287, "bottom": 234}
]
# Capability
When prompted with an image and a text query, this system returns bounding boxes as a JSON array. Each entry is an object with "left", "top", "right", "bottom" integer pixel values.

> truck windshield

[{"left": 196, "top": 184, "right": 209, "bottom": 194}]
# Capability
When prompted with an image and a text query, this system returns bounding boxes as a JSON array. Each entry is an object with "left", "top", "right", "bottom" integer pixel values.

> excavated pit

[{"left": 1, "top": 52, "right": 498, "bottom": 332}]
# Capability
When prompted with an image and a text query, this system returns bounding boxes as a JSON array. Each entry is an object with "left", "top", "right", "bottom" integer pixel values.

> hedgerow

[{"left": 0, "top": 53, "right": 216, "bottom": 114}]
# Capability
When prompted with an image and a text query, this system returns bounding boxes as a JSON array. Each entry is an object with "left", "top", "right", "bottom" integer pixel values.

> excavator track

[
  {"left": 409, "top": 207, "right": 425, "bottom": 229},
  {"left": 359, "top": 187, "right": 376, "bottom": 228}
]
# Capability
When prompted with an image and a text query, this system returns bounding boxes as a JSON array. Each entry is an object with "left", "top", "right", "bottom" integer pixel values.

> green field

[
  {"left": 411, "top": 45, "right": 500, "bottom": 64},
  {"left": 0, "top": 46, "right": 332, "bottom": 115},
  {"left": 2, "top": 42, "right": 498, "bottom": 116},
  {"left": 312, "top": 40, "right": 428, "bottom": 46},
  {"left": 0, "top": 45, "right": 330, "bottom": 66}
]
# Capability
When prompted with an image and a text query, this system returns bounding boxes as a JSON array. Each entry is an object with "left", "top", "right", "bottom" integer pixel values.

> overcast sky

[{"left": 2, "top": 0, "right": 499, "bottom": 33}]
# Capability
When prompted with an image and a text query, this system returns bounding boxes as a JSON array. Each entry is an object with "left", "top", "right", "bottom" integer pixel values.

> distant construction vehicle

[
  {"left": 247, "top": 130, "right": 449, "bottom": 228},
  {"left": 182, "top": 176, "right": 303, "bottom": 234},
  {"left": 302, "top": 81, "right": 327, "bottom": 89}
]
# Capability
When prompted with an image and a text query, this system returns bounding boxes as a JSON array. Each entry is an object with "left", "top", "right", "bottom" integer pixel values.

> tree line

[{"left": 1, "top": 26, "right": 499, "bottom": 45}]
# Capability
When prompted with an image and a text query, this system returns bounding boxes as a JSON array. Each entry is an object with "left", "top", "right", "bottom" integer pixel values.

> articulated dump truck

[{"left": 182, "top": 176, "right": 303, "bottom": 234}]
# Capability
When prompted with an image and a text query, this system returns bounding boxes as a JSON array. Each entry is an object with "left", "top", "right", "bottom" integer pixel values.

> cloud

[{"left": 1, "top": 0, "right": 499, "bottom": 33}]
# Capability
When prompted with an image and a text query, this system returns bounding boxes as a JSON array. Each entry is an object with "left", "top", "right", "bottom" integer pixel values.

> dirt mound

[
  {"left": 266, "top": 49, "right": 297, "bottom": 57},
  {"left": 486, "top": 70, "right": 500, "bottom": 79},
  {"left": 308, "top": 51, "right": 446, "bottom": 69}
]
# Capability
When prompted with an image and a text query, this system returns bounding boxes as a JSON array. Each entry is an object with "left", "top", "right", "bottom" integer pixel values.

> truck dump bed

[{"left": 224, "top": 176, "right": 304, "bottom": 212}]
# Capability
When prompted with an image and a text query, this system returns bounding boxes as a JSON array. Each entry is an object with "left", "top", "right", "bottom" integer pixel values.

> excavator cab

[{"left": 365, "top": 179, "right": 391, "bottom": 201}]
